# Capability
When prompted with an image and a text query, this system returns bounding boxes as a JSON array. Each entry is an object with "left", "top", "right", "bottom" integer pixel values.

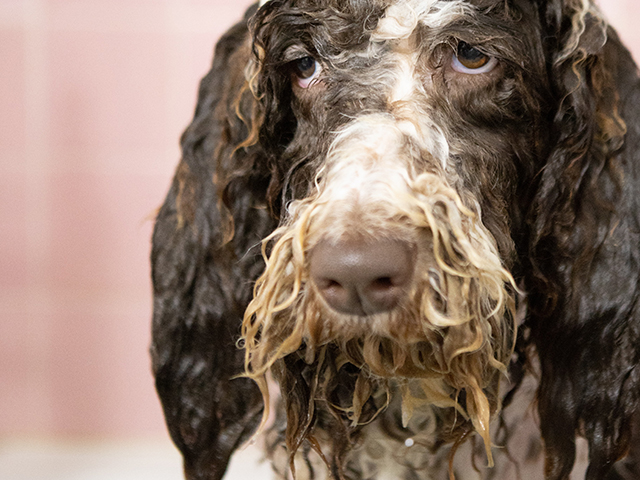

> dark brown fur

[{"left": 151, "top": 1, "right": 640, "bottom": 478}]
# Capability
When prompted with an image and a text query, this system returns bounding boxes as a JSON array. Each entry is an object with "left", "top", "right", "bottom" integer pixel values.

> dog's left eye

[
  {"left": 292, "top": 56, "right": 322, "bottom": 88},
  {"left": 452, "top": 41, "right": 497, "bottom": 74}
]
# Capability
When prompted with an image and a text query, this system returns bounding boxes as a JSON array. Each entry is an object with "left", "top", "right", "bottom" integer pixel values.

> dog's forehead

[
  {"left": 372, "top": 0, "right": 476, "bottom": 45},
  {"left": 258, "top": 0, "right": 486, "bottom": 7},
  {"left": 258, "top": 0, "right": 478, "bottom": 22},
  {"left": 257, "top": 0, "right": 518, "bottom": 50}
]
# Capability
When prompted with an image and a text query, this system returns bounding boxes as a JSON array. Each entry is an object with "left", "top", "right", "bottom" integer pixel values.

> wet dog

[{"left": 151, "top": 1, "right": 640, "bottom": 478}]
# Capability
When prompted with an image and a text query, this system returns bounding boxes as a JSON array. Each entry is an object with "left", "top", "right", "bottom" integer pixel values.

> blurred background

[{"left": 0, "top": 0, "right": 638, "bottom": 479}]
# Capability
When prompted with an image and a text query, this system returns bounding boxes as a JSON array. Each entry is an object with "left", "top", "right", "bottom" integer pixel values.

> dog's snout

[{"left": 309, "top": 238, "right": 414, "bottom": 316}]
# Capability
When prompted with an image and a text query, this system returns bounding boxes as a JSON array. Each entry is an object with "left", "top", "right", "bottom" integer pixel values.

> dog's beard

[{"left": 241, "top": 170, "right": 516, "bottom": 466}]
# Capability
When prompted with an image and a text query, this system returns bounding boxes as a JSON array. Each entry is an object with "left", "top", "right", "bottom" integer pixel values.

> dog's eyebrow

[{"left": 282, "top": 45, "right": 314, "bottom": 63}]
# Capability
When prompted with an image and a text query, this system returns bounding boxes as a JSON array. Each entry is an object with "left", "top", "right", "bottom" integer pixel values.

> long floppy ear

[
  {"left": 150, "top": 5, "right": 277, "bottom": 479},
  {"left": 528, "top": 1, "right": 639, "bottom": 479}
]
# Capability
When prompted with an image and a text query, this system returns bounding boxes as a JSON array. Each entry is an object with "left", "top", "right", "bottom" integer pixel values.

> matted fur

[{"left": 151, "top": 0, "right": 640, "bottom": 479}]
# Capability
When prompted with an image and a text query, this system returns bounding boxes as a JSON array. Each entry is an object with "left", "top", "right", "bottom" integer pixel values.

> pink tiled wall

[
  {"left": 0, "top": 0, "right": 639, "bottom": 439},
  {"left": 0, "top": 0, "right": 253, "bottom": 438}
]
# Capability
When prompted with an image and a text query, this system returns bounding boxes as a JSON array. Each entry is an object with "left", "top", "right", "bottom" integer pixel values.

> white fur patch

[
  {"left": 321, "top": 117, "right": 413, "bottom": 201},
  {"left": 319, "top": 114, "right": 450, "bottom": 211},
  {"left": 389, "top": 47, "right": 419, "bottom": 103},
  {"left": 335, "top": 113, "right": 448, "bottom": 173},
  {"left": 367, "top": 0, "right": 467, "bottom": 169},
  {"left": 372, "top": 0, "right": 472, "bottom": 42}
]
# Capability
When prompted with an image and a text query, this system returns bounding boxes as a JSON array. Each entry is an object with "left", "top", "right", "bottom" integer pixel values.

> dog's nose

[{"left": 309, "top": 238, "right": 414, "bottom": 315}]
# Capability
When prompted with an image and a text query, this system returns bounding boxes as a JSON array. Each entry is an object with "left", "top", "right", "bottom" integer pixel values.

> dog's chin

[{"left": 315, "top": 310, "right": 428, "bottom": 346}]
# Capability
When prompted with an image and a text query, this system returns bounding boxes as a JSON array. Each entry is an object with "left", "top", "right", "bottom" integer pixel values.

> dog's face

[{"left": 237, "top": 0, "right": 606, "bottom": 465}]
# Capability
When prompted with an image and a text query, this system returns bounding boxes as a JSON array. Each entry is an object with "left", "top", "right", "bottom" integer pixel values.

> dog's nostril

[
  {"left": 371, "top": 277, "right": 393, "bottom": 289},
  {"left": 309, "top": 238, "right": 414, "bottom": 316}
]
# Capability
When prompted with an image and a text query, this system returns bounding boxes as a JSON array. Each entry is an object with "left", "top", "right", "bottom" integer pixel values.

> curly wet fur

[
  {"left": 242, "top": 164, "right": 517, "bottom": 468},
  {"left": 151, "top": 1, "right": 640, "bottom": 479}
]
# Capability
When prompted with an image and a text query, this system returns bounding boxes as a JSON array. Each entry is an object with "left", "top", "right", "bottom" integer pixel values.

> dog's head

[{"left": 216, "top": 0, "right": 626, "bottom": 470}]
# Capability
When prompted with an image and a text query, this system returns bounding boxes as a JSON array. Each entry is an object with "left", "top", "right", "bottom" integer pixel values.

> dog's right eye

[
  {"left": 292, "top": 56, "right": 322, "bottom": 88},
  {"left": 452, "top": 42, "right": 497, "bottom": 74}
]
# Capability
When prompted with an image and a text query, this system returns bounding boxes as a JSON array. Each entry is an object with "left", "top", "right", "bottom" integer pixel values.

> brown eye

[
  {"left": 457, "top": 42, "right": 489, "bottom": 68},
  {"left": 452, "top": 41, "right": 497, "bottom": 74},
  {"left": 292, "top": 56, "right": 322, "bottom": 88},
  {"left": 294, "top": 56, "right": 317, "bottom": 79}
]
